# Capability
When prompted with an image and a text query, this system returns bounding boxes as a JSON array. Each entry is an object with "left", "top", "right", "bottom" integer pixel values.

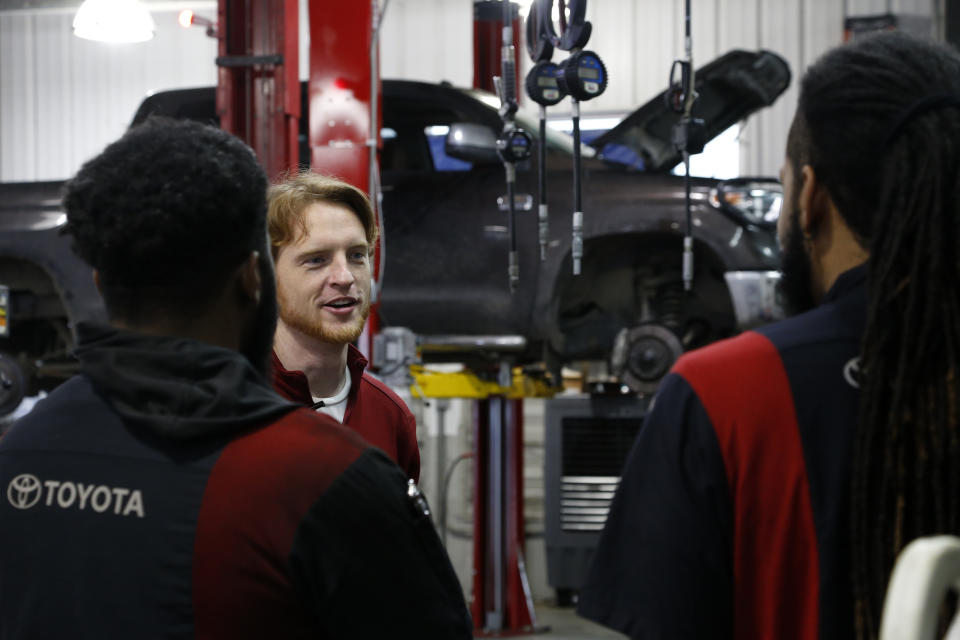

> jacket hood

[{"left": 74, "top": 323, "right": 299, "bottom": 440}]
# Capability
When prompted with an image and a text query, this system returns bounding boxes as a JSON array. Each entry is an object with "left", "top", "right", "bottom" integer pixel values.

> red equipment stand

[{"left": 473, "top": 396, "right": 540, "bottom": 636}]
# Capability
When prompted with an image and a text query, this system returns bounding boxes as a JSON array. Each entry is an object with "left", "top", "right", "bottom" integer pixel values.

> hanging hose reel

[{"left": 525, "top": 0, "right": 607, "bottom": 275}]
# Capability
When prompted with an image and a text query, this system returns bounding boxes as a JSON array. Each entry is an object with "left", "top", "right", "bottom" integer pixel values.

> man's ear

[
  {"left": 238, "top": 251, "right": 262, "bottom": 306},
  {"left": 797, "top": 164, "right": 832, "bottom": 236},
  {"left": 92, "top": 269, "right": 102, "bottom": 295}
]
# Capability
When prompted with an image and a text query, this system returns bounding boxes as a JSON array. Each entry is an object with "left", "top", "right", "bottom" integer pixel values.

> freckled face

[{"left": 274, "top": 202, "right": 372, "bottom": 344}]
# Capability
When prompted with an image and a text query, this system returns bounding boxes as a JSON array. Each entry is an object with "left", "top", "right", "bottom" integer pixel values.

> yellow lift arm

[{"left": 408, "top": 364, "right": 558, "bottom": 400}]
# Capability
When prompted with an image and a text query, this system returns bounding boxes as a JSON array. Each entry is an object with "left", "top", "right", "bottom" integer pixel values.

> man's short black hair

[{"left": 63, "top": 117, "right": 268, "bottom": 322}]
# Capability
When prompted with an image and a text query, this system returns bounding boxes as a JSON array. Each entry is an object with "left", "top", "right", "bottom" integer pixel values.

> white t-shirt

[{"left": 311, "top": 365, "right": 351, "bottom": 423}]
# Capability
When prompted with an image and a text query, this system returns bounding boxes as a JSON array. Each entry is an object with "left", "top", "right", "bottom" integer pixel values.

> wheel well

[{"left": 547, "top": 232, "right": 737, "bottom": 362}]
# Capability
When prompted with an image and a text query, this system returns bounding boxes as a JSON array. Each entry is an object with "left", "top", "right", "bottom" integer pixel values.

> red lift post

[
  {"left": 473, "top": 393, "right": 539, "bottom": 635},
  {"left": 216, "top": 0, "right": 300, "bottom": 179}
]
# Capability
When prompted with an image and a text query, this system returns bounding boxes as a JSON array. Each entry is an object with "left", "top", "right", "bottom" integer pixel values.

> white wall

[
  {"left": 0, "top": 0, "right": 940, "bottom": 180},
  {"left": 379, "top": 0, "right": 473, "bottom": 86}
]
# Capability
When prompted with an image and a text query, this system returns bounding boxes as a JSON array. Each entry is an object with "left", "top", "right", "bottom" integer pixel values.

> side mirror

[{"left": 444, "top": 123, "right": 501, "bottom": 165}]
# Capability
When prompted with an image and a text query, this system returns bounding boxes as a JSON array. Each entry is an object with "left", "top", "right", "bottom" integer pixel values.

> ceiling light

[
  {"left": 73, "top": 0, "right": 156, "bottom": 44},
  {"left": 177, "top": 9, "right": 194, "bottom": 28},
  {"left": 178, "top": 9, "right": 217, "bottom": 37}
]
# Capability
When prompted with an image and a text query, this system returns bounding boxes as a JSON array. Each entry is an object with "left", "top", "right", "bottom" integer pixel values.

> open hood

[{"left": 589, "top": 49, "right": 791, "bottom": 172}]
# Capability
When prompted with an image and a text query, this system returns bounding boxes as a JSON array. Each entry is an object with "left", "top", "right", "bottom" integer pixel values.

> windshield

[{"left": 460, "top": 88, "right": 596, "bottom": 158}]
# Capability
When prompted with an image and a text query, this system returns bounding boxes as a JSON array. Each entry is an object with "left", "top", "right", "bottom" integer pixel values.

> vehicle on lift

[{"left": 0, "top": 49, "right": 789, "bottom": 413}]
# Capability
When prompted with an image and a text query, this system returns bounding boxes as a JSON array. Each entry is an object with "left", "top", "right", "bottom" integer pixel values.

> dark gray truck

[{"left": 0, "top": 49, "right": 789, "bottom": 412}]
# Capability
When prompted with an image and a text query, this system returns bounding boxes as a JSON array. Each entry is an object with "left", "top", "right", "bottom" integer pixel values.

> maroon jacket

[{"left": 272, "top": 345, "right": 420, "bottom": 482}]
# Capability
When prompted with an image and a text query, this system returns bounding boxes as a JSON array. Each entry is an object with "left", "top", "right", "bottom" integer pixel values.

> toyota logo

[
  {"left": 7, "top": 473, "right": 42, "bottom": 510},
  {"left": 844, "top": 357, "right": 862, "bottom": 390}
]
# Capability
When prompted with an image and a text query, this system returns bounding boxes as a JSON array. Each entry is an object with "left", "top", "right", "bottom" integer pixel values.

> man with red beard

[{"left": 269, "top": 172, "right": 420, "bottom": 482}]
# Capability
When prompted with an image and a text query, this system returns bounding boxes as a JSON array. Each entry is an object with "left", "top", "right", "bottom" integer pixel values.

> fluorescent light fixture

[{"left": 73, "top": 0, "right": 156, "bottom": 43}]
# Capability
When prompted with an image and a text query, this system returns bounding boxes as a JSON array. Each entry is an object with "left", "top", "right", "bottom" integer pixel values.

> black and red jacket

[
  {"left": 578, "top": 265, "right": 867, "bottom": 640},
  {"left": 0, "top": 324, "right": 470, "bottom": 639},
  {"left": 272, "top": 346, "right": 421, "bottom": 482}
]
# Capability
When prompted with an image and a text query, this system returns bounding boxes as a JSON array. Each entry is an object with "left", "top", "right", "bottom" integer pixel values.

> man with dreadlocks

[{"left": 577, "top": 32, "right": 960, "bottom": 640}]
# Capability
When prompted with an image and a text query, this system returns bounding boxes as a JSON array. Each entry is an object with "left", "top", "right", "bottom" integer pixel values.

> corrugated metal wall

[
  {"left": 0, "top": 5, "right": 218, "bottom": 181},
  {"left": 0, "top": 0, "right": 938, "bottom": 181},
  {"left": 552, "top": 0, "right": 937, "bottom": 175}
]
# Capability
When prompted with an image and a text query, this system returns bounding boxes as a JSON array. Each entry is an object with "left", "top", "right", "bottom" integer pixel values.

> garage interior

[{"left": 0, "top": 0, "right": 955, "bottom": 638}]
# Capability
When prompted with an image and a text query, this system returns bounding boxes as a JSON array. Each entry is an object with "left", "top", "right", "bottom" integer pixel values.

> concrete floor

[
  {"left": 530, "top": 603, "right": 626, "bottom": 639},
  {"left": 476, "top": 602, "right": 626, "bottom": 639}
]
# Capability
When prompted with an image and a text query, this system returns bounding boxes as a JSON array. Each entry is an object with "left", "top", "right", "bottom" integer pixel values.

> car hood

[{"left": 589, "top": 49, "right": 791, "bottom": 172}]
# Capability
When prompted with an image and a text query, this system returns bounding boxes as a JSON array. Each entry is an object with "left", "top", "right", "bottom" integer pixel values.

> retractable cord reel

[
  {"left": 669, "top": 0, "right": 706, "bottom": 291},
  {"left": 493, "top": 1, "right": 531, "bottom": 292},
  {"left": 523, "top": 0, "right": 607, "bottom": 274}
]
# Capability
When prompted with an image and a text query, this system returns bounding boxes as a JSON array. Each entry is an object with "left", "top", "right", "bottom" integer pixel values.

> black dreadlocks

[{"left": 790, "top": 32, "right": 960, "bottom": 639}]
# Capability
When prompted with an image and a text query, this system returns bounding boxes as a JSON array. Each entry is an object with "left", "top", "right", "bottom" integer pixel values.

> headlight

[{"left": 709, "top": 178, "right": 782, "bottom": 229}]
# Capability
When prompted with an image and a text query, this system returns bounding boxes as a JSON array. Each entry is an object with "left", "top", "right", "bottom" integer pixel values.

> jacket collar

[
  {"left": 271, "top": 345, "right": 369, "bottom": 418},
  {"left": 822, "top": 263, "right": 867, "bottom": 305}
]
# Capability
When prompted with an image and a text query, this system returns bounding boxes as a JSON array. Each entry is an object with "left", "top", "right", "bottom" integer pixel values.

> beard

[
  {"left": 778, "top": 211, "right": 816, "bottom": 317},
  {"left": 241, "top": 251, "right": 281, "bottom": 376},
  {"left": 277, "top": 287, "right": 371, "bottom": 345}
]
